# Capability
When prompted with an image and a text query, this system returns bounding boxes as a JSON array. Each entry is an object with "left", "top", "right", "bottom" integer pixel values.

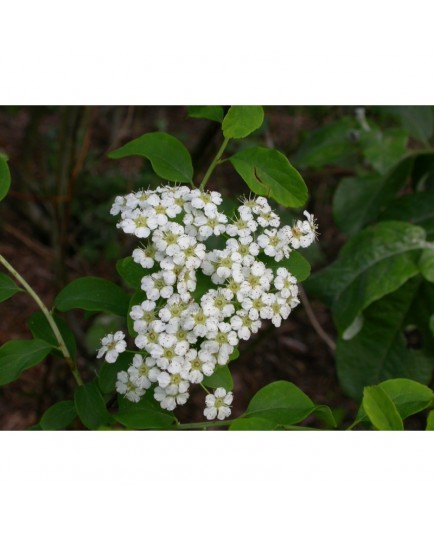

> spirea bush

[
  {"left": 1, "top": 105, "right": 434, "bottom": 431},
  {"left": 97, "top": 183, "right": 316, "bottom": 418}
]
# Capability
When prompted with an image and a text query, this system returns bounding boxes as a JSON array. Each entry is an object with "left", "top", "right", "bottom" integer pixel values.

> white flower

[
  {"left": 117, "top": 208, "right": 158, "bottom": 238},
  {"left": 204, "top": 387, "right": 233, "bottom": 420},
  {"left": 230, "top": 310, "right": 262, "bottom": 340},
  {"left": 273, "top": 267, "right": 298, "bottom": 299},
  {"left": 128, "top": 354, "right": 159, "bottom": 389},
  {"left": 96, "top": 331, "right": 127, "bottom": 363},
  {"left": 132, "top": 244, "right": 157, "bottom": 269},
  {"left": 116, "top": 370, "right": 146, "bottom": 403}
]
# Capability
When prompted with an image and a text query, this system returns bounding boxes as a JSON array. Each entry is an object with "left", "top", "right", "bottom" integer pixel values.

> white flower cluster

[{"left": 98, "top": 185, "right": 317, "bottom": 420}]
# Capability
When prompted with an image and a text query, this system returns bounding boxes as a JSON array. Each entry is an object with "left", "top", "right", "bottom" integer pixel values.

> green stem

[
  {"left": 177, "top": 419, "right": 235, "bottom": 430},
  {"left": 0, "top": 254, "right": 84, "bottom": 386},
  {"left": 199, "top": 137, "right": 229, "bottom": 190}
]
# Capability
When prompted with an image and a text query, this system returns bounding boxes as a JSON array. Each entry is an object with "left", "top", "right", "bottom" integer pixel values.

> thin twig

[{"left": 299, "top": 286, "right": 336, "bottom": 353}]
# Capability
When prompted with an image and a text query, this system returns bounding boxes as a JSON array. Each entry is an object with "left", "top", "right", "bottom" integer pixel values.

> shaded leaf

[
  {"left": 188, "top": 106, "right": 224, "bottom": 123},
  {"left": 28, "top": 311, "right": 77, "bottom": 359},
  {"left": 379, "top": 192, "right": 434, "bottom": 238},
  {"left": 108, "top": 132, "right": 193, "bottom": 184},
  {"left": 0, "top": 339, "right": 53, "bottom": 386},
  {"left": 427, "top": 410, "right": 434, "bottom": 431},
  {"left": 230, "top": 147, "right": 308, "bottom": 208},
  {"left": 336, "top": 279, "right": 434, "bottom": 400},
  {"left": 55, "top": 277, "right": 130, "bottom": 317},
  {"left": 114, "top": 392, "right": 176, "bottom": 429},
  {"left": 116, "top": 256, "right": 151, "bottom": 290},
  {"left": 40, "top": 401, "right": 77, "bottom": 431},
  {"left": 389, "top": 106, "right": 433, "bottom": 145},
  {"left": 0, "top": 153, "right": 11, "bottom": 203},
  {"left": 418, "top": 249, "right": 434, "bottom": 283},
  {"left": 222, "top": 106, "right": 264, "bottom": 139},
  {"left": 98, "top": 352, "right": 133, "bottom": 394},
  {"left": 360, "top": 128, "right": 408, "bottom": 175},
  {"left": 306, "top": 221, "right": 427, "bottom": 334},
  {"left": 293, "top": 118, "right": 358, "bottom": 169},
  {"left": 74, "top": 382, "right": 112, "bottom": 430},
  {"left": 0, "top": 272, "right": 22, "bottom": 303}
]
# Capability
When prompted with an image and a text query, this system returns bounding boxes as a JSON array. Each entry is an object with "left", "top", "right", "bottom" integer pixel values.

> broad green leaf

[
  {"left": 362, "top": 386, "right": 404, "bottom": 430},
  {"left": 427, "top": 410, "right": 434, "bottom": 431},
  {"left": 114, "top": 392, "right": 176, "bottom": 429},
  {"left": 359, "top": 128, "right": 408, "bottom": 175},
  {"left": 222, "top": 106, "right": 264, "bottom": 139},
  {"left": 293, "top": 118, "right": 358, "bottom": 169},
  {"left": 336, "top": 279, "right": 434, "bottom": 400},
  {"left": 313, "top": 405, "right": 337, "bottom": 428},
  {"left": 230, "top": 147, "right": 308, "bottom": 208},
  {"left": 357, "top": 379, "right": 434, "bottom": 422},
  {"left": 74, "top": 382, "right": 112, "bottom": 430},
  {"left": 389, "top": 106, "right": 433, "bottom": 145},
  {"left": 379, "top": 192, "right": 434, "bottom": 238},
  {"left": 229, "top": 417, "right": 278, "bottom": 430},
  {"left": 263, "top": 250, "right": 311, "bottom": 282},
  {"left": 98, "top": 352, "right": 132, "bottom": 394},
  {"left": 418, "top": 249, "right": 434, "bottom": 283},
  {"left": 55, "top": 277, "right": 130, "bottom": 317},
  {"left": 333, "top": 154, "right": 413, "bottom": 236},
  {"left": 40, "top": 400, "right": 77, "bottom": 430},
  {"left": 116, "top": 256, "right": 151, "bottom": 290},
  {"left": 430, "top": 314, "right": 434, "bottom": 338},
  {"left": 27, "top": 311, "right": 77, "bottom": 359},
  {"left": 0, "top": 153, "right": 11, "bottom": 203},
  {"left": 242, "top": 380, "right": 327, "bottom": 426},
  {"left": 202, "top": 365, "right": 233, "bottom": 391},
  {"left": 0, "top": 272, "right": 22, "bottom": 302},
  {"left": 306, "top": 221, "right": 427, "bottom": 334},
  {"left": 188, "top": 105, "right": 224, "bottom": 123},
  {"left": 108, "top": 132, "right": 193, "bottom": 184},
  {"left": 0, "top": 339, "right": 53, "bottom": 386},
  {"left": 192, "top": 270, "right": 217, "bottom": 303},
  {"left": 228, "top": 347, "right": 239, "bottom": 362}
]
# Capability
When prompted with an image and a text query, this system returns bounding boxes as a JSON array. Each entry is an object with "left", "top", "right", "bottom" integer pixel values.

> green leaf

[
  {"left": 27, "top": 311, "right": 77, "bottom": 359},
  {"left": 114, "top": 392, "right": 176, "bottom": 430},
  {"left": 242, "top": 380, "right": 328, "bottom": 426},
  {"left": 360, "top": 128, "right": 408, "bottom": 175},
  {"left": 202, "top": 365, "right": 233, "bottom": 391},
  {"left": 0, "top": 272, "right": 22, "bottom": 303},
  {"left": 98, "top": 352, "right": 132, "bottom": 394},
  {"left": 430, "top": 314, "right": 434, "bottom": 338},
  {"left": 389, "top": 106, "right": 433, "bottom": 145},
  {"left": 333, "top": 154, "right": 414, "bottom": 236},
  {"left": 222, "top": 106, "right": 264, "bottom": 139},
  {"left": 427, "top": 410, "right": 434, "bottom": 431},
  {"left": 336, "top": 279, "right": 434, "bottom": 400},
  {"left": 108, "top": 132, "right": 193, "bottom": 184},
  {"left": 74, "top": 382, "right": 112, "bottom": 430},
  {"left": 0, "top": 339, "right": 53, "bottom": 386},
  {"left": 293, "top": 118, "right": 358, "bottom": 169},
  {"left": 263, "top": 250, "right": 311, "bottom": 282},
  {"left": 229, "top": 417, "right": 278, "bottom": 430},
  {"left": 55, "top": 277, "right": 130, "bottom": 316},
  {"left": 188, "top": 105, "right": 224, "bottom": 123},
  {"left": 418, "top": 249, "right": 434, "bottom": 283},
  {"left": 0, "top": 153, "right": 11, "bottom": 203},
  {"left": 306, "top": 221, "right": 427, "bottom": 334},
  {"left": 40, "top": 401, "right": 77, "bottom": 430},
  {"left": 357, "top": 379, "right": 433, "bottom": 422},
  {"left": 230, "top": 147, "right": 308, "bottom": 208},
  {"left": 379, "top": 192, "right": 434, "bottom": 238},
  {"left": 116, "top": 256, "right": 151, "bottom": 290},
  {"left": 362, "top": 386, "right": 404, "bottom": 430}
]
